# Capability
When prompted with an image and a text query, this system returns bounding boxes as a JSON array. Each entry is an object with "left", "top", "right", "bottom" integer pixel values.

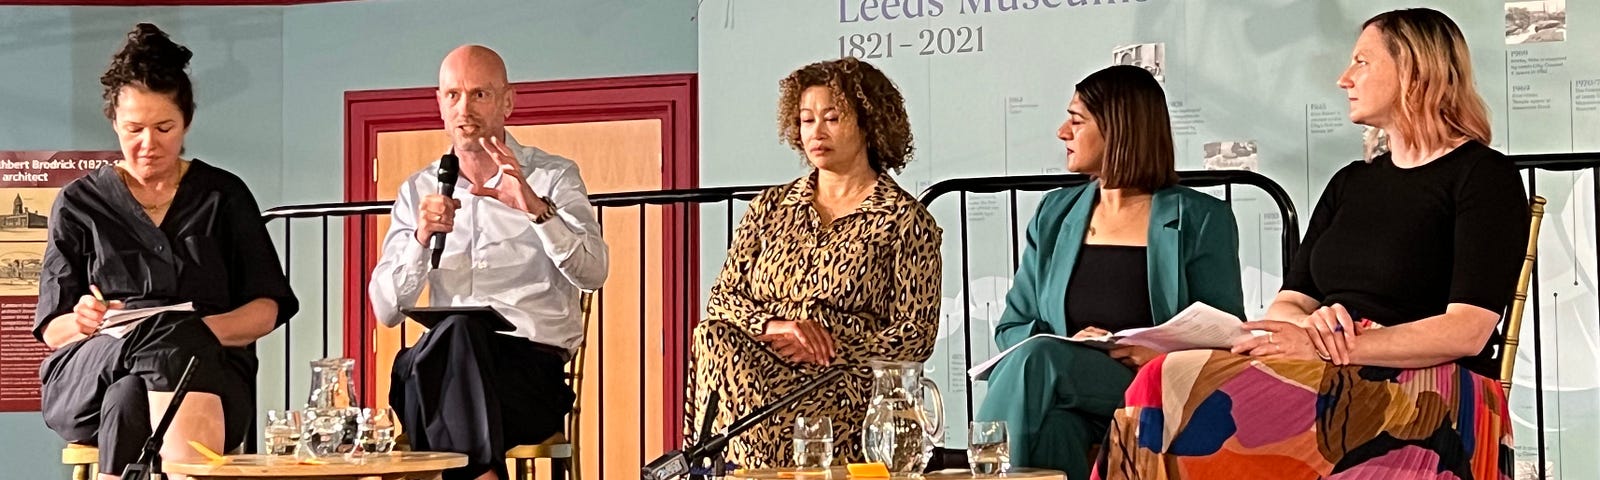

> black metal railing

[
  {"left": 917, "top": 169, "right": 1300, "bottom": 432},
  {"left": 254, "top": 157, "right": 1598, "bottom": 477},
  {"left": 259, "top": 186, "right": 769, "bottom": 477},
  {"left": 1508, "top": 152, "right": 1600, "bottom": 480},
  {"left": 921, "top": 156, "right": 1600, "bottom": 479},
  {"left": 919, "top": 169, "right": 1300, "bottom": 269},
  {"left": 584, "top": 186, "right": 767, "bottom": 478},
  {"left": 254, "top": 169, "right": 1295, "bottom": 472}
]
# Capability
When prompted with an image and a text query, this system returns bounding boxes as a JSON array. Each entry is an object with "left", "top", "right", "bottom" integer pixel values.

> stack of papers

[
  {"left": 98, "top": 302, "right": 197, "bottom": 338},
  {"left": 968, "top": 302, "right": 1260, "bottom": 380}
]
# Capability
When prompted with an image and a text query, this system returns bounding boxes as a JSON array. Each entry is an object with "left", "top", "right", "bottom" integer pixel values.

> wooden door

[
  {"left": 371, "top": 120, "right": 665, "bottom": 476},
  {"left": 344, "top": 74, "right": 697, "bottom": 478}
]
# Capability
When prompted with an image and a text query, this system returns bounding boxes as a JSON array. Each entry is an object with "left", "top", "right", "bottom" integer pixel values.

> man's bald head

[
  {"left": 439, "top": 45, "right": 509, "bottom": 87},
  {"left": 437, "top": 45, "right": 514, "bottom": 154}
]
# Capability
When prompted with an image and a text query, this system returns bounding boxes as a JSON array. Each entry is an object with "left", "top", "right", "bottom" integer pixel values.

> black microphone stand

[
  {"left": 643, "top": 368, "right": 846, "bottom": 480},
  {"left": 122, "top": 356, "right": 199, "bottom": 480},
  {"left": 688, "top": 391, "right": 721, "bottom": 480},
  {"left": 642, "top": 389, "right": 723, "bottom": 480}
]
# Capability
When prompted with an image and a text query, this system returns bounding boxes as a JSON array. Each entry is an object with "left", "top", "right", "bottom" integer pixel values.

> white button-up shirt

[{"left": 369, "top": 134, "right": 608, "bottom": 353}]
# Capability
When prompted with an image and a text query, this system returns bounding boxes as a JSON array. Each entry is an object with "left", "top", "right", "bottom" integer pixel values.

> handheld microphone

[
  {"left": 429, "top": 150, "right": 460, "bottom": 269},
  {"left": 122, "top": 356, "right": 199, "bottom": 480},
  {"left": 642, "top": 368, "right": 847, "bottom": 480}
]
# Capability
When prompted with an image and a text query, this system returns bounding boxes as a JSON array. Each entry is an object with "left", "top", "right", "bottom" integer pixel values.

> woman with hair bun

[{"left": 35, "top": 23, "right": 297, "bottom": 479}]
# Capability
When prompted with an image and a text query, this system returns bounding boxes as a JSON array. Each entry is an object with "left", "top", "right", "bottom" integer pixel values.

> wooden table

[
  {"left": 728, "top": 467, "right": 1065, "bottom": 479},
  {"left": 164, "top": 452, "right": 467, "bottom": 480}
]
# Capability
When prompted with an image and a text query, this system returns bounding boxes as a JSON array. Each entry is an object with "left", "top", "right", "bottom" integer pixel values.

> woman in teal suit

[{"left": 975, "top": 65, "right": 1245, "bottom": 478}]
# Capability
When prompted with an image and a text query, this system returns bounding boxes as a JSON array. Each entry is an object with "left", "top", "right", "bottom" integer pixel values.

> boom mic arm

[
  {"left": 642, "top": 368, "right": 846, "bottom": 480},
  {"left": 122, "top": 356, "right": 199, "bottom": 480}
]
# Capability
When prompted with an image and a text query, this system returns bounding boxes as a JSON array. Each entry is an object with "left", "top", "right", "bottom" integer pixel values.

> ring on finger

[{"left": 1268, "top": 332, "right": 1277, "bottom": 344}]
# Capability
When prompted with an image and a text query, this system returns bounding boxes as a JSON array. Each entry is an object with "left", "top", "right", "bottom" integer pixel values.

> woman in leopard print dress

[{"left": 684, "top": 57, "right": 943, "bottom": 468}]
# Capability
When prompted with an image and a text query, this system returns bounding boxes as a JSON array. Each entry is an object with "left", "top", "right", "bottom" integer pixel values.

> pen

[
  {"left": 89, "top": 284, "right": 107, "bottom": 307},
  {"left": 89, "top": 284, "right": 109, "bottom": 335},
  {"left": 1336, "top": 318, "right": 1376, "bottom": 334},
  {"left": 1330, "top": 306, "right": 1368, "bottom": 335}
]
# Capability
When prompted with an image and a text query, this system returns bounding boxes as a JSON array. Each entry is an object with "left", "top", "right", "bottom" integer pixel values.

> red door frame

[{"left": 343, "top": 73, "right": 697, "bottom": 449}]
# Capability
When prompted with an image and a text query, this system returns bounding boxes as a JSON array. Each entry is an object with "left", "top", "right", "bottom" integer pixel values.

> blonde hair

[{"left": 1363, "top": 8, "right": 1492, "bottom": 153}]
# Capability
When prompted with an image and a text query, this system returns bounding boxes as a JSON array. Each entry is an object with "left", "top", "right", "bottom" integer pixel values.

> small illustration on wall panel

[
  {"left": 1203, "top": 141, "right": 1259, "bottom": 172},
  {"left": 1113, "top": 43, "right": 1165, "bottom": 83},
  {"left": 1506, "top": 0, "right": 1566, "bottom": 45}
]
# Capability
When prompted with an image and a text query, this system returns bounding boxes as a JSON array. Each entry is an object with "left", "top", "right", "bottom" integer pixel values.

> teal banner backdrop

[{"left": 699, "top": 0, "right": 1594, "bottom": 476}]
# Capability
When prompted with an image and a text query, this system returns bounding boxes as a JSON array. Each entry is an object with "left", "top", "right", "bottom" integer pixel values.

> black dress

[{"left": 32, "top": 160, "right": 298, "bottom": 475}]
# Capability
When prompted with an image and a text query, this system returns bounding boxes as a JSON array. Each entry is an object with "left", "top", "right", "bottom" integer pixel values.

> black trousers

[
  {"left": 391, "top": 314, "right": 573, "bottom": 480},
  {"left": 39, "top": 313, "right": 254, "bottom": 475}
]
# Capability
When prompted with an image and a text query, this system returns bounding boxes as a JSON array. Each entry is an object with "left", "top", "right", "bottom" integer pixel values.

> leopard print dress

[{"left": 684, "top": 171, "right": 943, "bottom": 468}]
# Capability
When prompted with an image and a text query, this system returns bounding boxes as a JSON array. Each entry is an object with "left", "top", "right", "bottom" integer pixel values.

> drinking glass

[
  {"left": 968, "top": 421, "right": 1010, "bottom": 475},
  {"left": 792, "top": 416, "right": 834, "bottom": 470},
  {"left": 263, "top": 410, "right": 302, "bottom": 456},
  {"left": 298, "top": 408, "right": 347, "bottom": 459},
  {"left": 355, "top": 406, "right": 398, "bottom": 456}
]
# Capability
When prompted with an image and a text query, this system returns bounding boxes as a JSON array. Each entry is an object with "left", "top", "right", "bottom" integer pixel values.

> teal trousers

[{"left": 976, "top": 340, "right": 1134, "bottom": 479}]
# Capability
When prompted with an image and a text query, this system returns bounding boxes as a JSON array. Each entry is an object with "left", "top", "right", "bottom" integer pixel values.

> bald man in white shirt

[{"left": 369, "top": 44, "right": 608, "bottom": 480}]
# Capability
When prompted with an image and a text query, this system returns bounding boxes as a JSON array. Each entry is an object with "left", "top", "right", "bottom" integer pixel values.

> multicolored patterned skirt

[{"left": 1095, "top": 350, "right": 1513, "bottom": 480}]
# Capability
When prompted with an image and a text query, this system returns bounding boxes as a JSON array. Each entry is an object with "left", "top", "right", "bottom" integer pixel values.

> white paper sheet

[
  {"left": 967, "top": 302, "right": 1256, "bottom": 380},
  {"left": 99, "top": 302, "right": 197, "bottom": 339}
]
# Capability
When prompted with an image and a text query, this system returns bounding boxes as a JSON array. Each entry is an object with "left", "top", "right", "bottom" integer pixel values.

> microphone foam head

[{"left": 437, "top": 152, "right": 460, "bottom": 185}]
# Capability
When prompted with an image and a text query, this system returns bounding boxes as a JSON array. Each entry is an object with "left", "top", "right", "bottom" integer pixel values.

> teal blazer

[{"left": 994, "top": 182, "right": 1247, "bottom": 350}]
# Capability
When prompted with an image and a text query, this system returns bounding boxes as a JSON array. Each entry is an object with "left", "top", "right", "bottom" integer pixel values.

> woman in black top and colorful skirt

[
  {"left": 1096, "top": 9, "right": 1526, "bottom": 479},
  {"left": 34, "top": 24, "right": 298, "bottom": 478}
]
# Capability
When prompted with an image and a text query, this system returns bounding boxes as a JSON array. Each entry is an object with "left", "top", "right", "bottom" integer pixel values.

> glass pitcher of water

[
  {"left": 861, "top": 360, "right": 944, "bottom": 473},
  {"left": 304, "top": 357, "right": 360, "bottom": 456}
]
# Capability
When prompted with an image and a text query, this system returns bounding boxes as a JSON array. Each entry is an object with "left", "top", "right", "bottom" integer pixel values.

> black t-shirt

[
  {"left": 1065, "top": 245, "right": 1155, "bottom": 334},
  {"left": 33, "top": 160, "right": 299, "bottom": 341},
  {"left": 1282, "top": 141, "right": 1528, "bottom": 376}
]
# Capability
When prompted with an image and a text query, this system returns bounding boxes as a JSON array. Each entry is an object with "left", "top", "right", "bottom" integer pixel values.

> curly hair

[
  {"left": 101, "top": 23, "right": 195, "bottom": 126},
  {"left": 776, "top": 57, "right": 913, "bottom": 174}
]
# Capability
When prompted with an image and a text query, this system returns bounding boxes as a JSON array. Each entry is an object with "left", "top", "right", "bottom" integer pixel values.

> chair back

[
  {"left": 565, "top": 290, "right": 595, "bottom": 478},
  {"left": 1500, "top": 196, "right": 1547, "bottom": 396}
]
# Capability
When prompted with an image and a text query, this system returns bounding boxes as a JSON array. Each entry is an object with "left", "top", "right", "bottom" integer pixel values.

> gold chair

[
  {"left": 62, "top": 443, "right": 245, "bottom": 480},
  {"left": 67, "top": 292, "right": 597, "bottom": 480},
  {"left": 62, "top": 443, "right": 97, "bottom": 480},
  {"left": 507, "top": 289, "right": 594, "bottom": 480},
  {"left": 1499, "top": 196, "right": 1547, "bottom": 396}
]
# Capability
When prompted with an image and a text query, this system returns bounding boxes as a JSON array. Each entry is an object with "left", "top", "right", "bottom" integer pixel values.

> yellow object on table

[
  {"left": 847, "top": 463, "right": 890, "bottom": 477},
  {"left": 186, "top": 441, "right": 229, "bottom": 464}
]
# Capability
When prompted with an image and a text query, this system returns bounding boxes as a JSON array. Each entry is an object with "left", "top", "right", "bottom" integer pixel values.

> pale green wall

[{"left": 0, "top": 2, "right": 695, "bottom": 477}]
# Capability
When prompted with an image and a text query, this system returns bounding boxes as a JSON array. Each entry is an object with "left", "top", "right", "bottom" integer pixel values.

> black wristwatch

[{"left": 528, "top": 196, "right": 557, "bottom": 224}]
